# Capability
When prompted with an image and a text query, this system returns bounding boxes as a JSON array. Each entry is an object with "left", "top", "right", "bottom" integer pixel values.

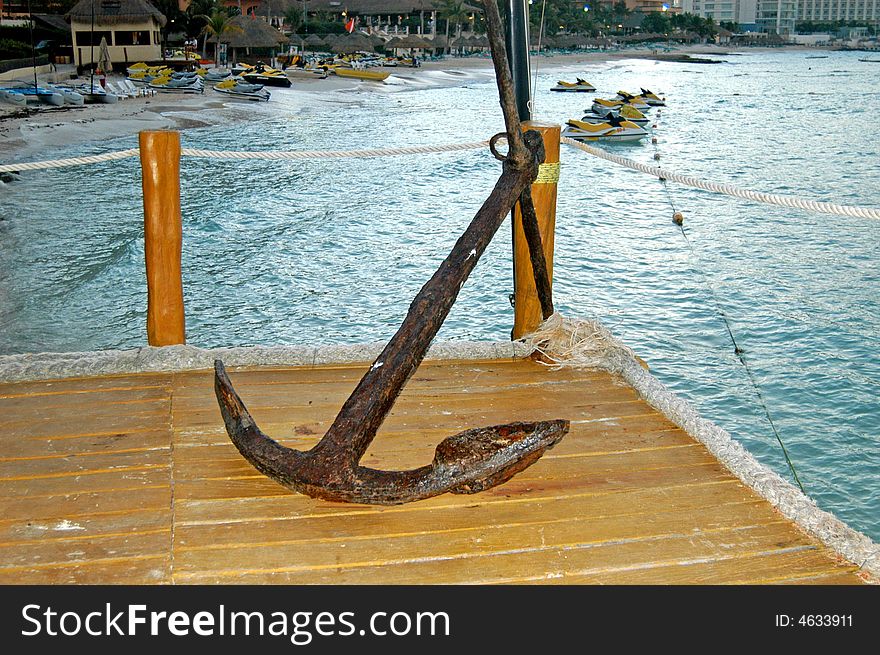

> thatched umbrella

[
  {"left": 391, "top": 34, "right": 433, "bottom": 50},
  {"left": 471, "top": 34, "right": 489, "bottom": 49},
  {"left": 215, "top": 15, "right": 288, "bottom": 63},
  {"left": 332, "top": 33, "right": 374, "bottom": 55}
]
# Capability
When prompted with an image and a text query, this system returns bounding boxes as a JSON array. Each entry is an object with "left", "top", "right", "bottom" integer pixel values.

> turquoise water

[{"left": 1, "top": 49, "right": 878, "bottom": 541}]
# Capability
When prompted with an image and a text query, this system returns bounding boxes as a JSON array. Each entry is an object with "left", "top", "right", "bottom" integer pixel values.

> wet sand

[{"left": 0, "top": 44, "right": 779, "bottom": 162}]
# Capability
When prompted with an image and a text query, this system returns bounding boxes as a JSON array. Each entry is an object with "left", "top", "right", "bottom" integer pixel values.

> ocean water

[{"left": 1, "top": 49, "right": 878, "bottom": 542}]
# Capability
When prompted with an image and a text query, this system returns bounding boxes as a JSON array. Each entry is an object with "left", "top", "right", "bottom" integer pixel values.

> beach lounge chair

[{"left": 104, "top": 81, "right": 129, "bottom": 99}]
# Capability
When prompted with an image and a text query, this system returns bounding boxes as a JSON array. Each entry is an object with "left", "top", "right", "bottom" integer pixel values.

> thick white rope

[
  {"left": 0, "top": 148, "right": 140, "bottom": 173},
  {"left": 561, "top": 136, "right": 880, "bottom": 221},
  {"left": 0, "top": 141, "right": 489, "bottom": 173}
]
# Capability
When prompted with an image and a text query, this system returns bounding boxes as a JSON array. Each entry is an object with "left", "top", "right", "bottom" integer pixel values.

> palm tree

[
  {"left": 199, "top": 10, "right": 242, "bottom": 66},
  {"left": 439, "top": 0, "right": 469, "bottom": 54}
]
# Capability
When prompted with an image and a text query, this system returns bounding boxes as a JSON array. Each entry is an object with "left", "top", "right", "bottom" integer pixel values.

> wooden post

[
  {"left": 511, "top": 121, "right": 560, "bottom": 340},
  {"left": 139, "top": 130, "right": 186, "bottom": 346}
]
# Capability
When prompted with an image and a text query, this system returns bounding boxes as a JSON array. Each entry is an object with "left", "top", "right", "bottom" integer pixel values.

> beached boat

[
  {"left": 48, "top": 85, "right": 85, "bottom": 106},
  {"left": 563, "top": 116, "right": 649, "bottom": 142},
  {"left": 242, "top": 64, "right": 292, "bottom": 88},
  {"left": 332, "top": 67, "right": 390, "bottom": 82},
  {"left": 197, "top": 68, "right": 232, "bottom": 83},
  {"left": 551, "top": 78, "right": 595, "bottom": 92},
  {"left": 213, "top": 78, "right": 270, "bottom": 101},
  {"left": 0, "top": 84, "right": 64, "bottom": 106},
  {"left": 71, "top": 80, "right": 119, "bottom": 104},
  {"left": 0, "top": 89, "right": 26, "bottom": 107},
  {"left": 149, "top": 75, "right": 204, "bottom": 94}
]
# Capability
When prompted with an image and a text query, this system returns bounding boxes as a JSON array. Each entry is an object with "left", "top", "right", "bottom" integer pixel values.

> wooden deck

[{"left": 0, "top": 357, "right": 866, "bottom": 584}]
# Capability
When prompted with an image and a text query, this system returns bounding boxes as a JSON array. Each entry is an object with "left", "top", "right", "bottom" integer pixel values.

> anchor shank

[{"left": 311, "top": 152, "right": 542, "bottom": 466}]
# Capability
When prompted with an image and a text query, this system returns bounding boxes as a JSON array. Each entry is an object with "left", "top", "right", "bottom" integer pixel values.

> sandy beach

[{"left": 0, "top": 44, "right": 788, "bottom": 162}]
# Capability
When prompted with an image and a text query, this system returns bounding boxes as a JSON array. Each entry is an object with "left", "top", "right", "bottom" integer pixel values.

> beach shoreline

[{"left": 0, "top": 43, "right": 820, "bottom": 162}]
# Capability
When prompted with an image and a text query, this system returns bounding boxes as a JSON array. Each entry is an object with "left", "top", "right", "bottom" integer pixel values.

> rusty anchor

[{"left": 213, "top": 0, "right": 569, "bottom": 504}]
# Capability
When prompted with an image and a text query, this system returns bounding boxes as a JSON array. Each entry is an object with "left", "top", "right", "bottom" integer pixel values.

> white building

[
  {"left": 797, "top": 0, "right": 879, "bottom": 24},
  {"left": 680, "top": 0, "right": 757, "bottom": 24},
  {"left": 756, "top": 0, "right": 798, "bottom": 33}
]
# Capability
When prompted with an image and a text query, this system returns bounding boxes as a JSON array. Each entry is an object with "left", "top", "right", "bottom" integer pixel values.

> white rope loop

[
  {"left": 561, "top": 136, "right": 880, "bottom": 221},
  {"left": 0, "top": 141, "right": 489, "bottom": 174}
]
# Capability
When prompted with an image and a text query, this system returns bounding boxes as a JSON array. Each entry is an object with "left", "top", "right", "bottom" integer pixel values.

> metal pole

[{"left": 505, "top": 0, "right": 531, "bottom": 121}]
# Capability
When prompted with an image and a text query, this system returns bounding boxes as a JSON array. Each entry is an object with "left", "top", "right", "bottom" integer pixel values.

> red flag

[{"left": 345, "top": 17, "right": 355, "bottom": 33}]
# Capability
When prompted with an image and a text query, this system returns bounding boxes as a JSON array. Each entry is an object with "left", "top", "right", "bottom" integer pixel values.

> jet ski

[
  {"left": 592, "top": 95, "right": 650, "bottom": 115},
  {"left": 148, "top": 74, "right": 204, "bottom": 93},
  {"left": 616, "top": 89, "right": 665, "bottom": 107},
  {"left": 579, "top": 103, "right": 650, "bottom": 127},
  {"left": 241, "top": 63, "right": 292, "bottom": 88},
  {"left": 562, "top": 114, "right": 649, "bottom": 142},
  {"left": 551, "top": 78, "right": 595, "bottom": 92},
  {"left": 213, "top": 78, "right": 270, "bottom": 101},
  {"left": 634, "top": 88, "right": 666, "bottom": 106}
]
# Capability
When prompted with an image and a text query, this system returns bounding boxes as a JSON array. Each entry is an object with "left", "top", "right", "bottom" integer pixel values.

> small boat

[
  {"left": 72, "top": 80, "right": 119, "bottom": 104},
  {"left": 579, "top": 103, "right": 650, "bottom": 127},
  {"left": 592, "top": 96, "right": 650, "bottom": 115},
  {"left": 551, "top": 78, "right": 595, "bottom": 92},
  {"left": 0, "top": 84, "right": 64, "bottom": 106},
  {"left": 0, "top": 89, "right": 26, "bottom": 107},
  {"left": 859, "top": 57, "right": 880, "bottom": 63},
  {"left": 213, "top": 78, "right": 270, "bottom": 101},
  {"left": 562, "top": 115, "right": 649, "bottom": 142},
  {"left": 149, "top": 75, "right": 204, "bottom": 93},
  {"left": 197, "top": 68, "right": 232, "bottom": 83},
  {"left": 617, "top": 89, "right": 666, "bottom": 107},
  {"left": 636, "top": 88, "right": 666, "bottom": 106},
  {"left": 332, "top": 67, "right": 390, "bottom": 82},
  {"left": 242, "top": 64, "right": 291, "bottom": 88},
  {"left": 48, "top": 85, "right": 85, "bottom": 106}
]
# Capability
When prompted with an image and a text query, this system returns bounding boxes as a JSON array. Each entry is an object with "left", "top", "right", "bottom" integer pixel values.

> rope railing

[
  {"left": 561, "top": 136, "right": 880, "bottom": 221},
  {"left": 0, "top": 141, "right": 490, "bottom": 174},
  {"left": 4, "top": 137, "right": 880, "bottom": 223}
]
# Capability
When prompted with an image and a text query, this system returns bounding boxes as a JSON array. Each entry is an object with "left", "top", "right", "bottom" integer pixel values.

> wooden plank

[
  {"left": 0, "top": 554, "right": 169, "bottom": 584},
  {"left": 0, "top": 430, "right": 171, "bottom": 460},
  {"left": 0, "top": 447, "right": 170, "bottom": 479},
  {"left": 0, "top": 487, "right": 171, "bottom": 523},
  {"left": 0, "top": 386, "right": 170, "bottom": 416},
  {"left": 170, "top": 523, "right": 816, "bottom": 584},
  {"left": 0, "top": 527, "right": 171, "bottom": 569},
  {"left": 0, "top": 466, "right": 170, "bottom": 499},
  {"left": 0, "top": 373, "right": 171, "bottom": 397},
  {"left": 170, "top": 360, "right": 604, "bottom": 392},
  {"left": 172, "top": 486, "right": 774, "bottom": 566},
  {"left": 538, "top": 548, "right": 861, "bottom": 585},
  {"left": 0, "top": 362, "right": 867, "bottom": 585}
]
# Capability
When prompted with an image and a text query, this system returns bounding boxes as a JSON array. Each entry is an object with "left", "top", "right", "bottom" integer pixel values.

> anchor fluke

[{"left": 215, "top": 359, "right": 568, "bottom": 505}]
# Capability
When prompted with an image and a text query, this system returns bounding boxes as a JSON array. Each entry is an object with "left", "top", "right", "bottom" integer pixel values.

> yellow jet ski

[
  {"left": 551, "top": 77, "right": 596, "bottom": 92},
  {"left": 562, "top": 115, "right": 649, "bottom": 142}
]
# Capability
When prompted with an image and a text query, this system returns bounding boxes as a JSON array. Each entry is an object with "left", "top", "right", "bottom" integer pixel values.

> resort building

[
  {"left": 680, "top": 0, "right": 766, "bottom": 29},
  {"left": 756, "top": 0, "right": 797, "bottom": 33},
  {"left": 67, "top": 0, "right": 166, "bottom": 67},
  {"left": 797, "top": 0, "right": 879, "bottom": 24}
]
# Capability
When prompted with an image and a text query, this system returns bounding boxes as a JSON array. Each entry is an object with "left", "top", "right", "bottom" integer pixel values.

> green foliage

[{"left": 0, "top": 38, "right": 33, "bottom": 60}]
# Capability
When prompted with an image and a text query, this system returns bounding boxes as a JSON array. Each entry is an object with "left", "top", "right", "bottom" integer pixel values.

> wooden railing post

[
  {"left": 512, "top": 121, "right": 560, "bottom": 340},
  {"left": 139, "top": 130, "right": 186, "bottom": 346}
]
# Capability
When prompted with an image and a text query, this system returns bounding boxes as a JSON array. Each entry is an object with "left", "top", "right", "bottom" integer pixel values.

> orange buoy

[
  {"left": 651, "top": 136, "right": 658, "bottom": 144},
  {"left": 672, "top": 211, "right": 684, "bottom": 225}
]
